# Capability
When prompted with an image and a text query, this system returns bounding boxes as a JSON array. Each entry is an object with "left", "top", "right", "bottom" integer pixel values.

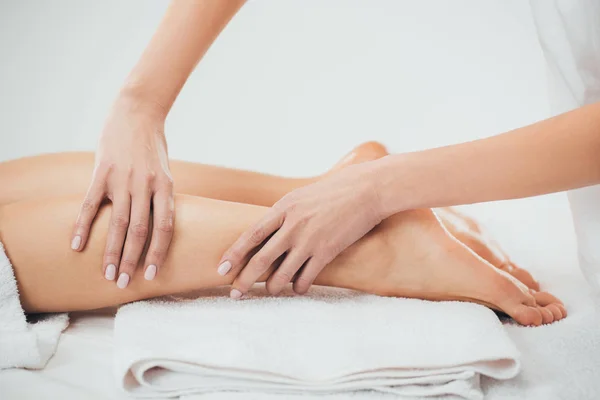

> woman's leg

[
  {"left": 0, "top": 193, "right": 566, "bottom": 326},
  {"left": 0, "top": 147, "right": 546, "bottom": 291},
  {"left": 0, "top": 143, "right": 388, "bottom": 207},
  {"left": 1, "top": 194, "right": 269, "bottom": 312}
]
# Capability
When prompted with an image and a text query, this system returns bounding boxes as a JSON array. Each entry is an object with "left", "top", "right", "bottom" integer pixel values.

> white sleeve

[{"left": 530, "top": 0, "right": 600, "bottom": 296}]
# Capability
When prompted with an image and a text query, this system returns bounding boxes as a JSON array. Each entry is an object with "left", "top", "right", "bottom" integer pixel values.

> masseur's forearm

[
  {"left": 376, "top": 102, "right": 600, "bottom": 215},
  {"left": 121, "top": 0, "right": 246, "bottom": 111}
]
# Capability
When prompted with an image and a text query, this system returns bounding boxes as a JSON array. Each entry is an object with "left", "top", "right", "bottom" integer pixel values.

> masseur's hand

[
  {"left": 218, "top": 161, "right": 385, "bottom": 298},
  {"left": 71, "top": 95, "right": 174, "bottom": 288}
]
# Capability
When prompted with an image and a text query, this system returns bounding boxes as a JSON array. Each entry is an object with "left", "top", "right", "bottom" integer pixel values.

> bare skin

[
  {"left": 0, "top": 143, "right": 390, "bottom": 208},
  {"left": 352, "top": 209, "right": 565, "bottom": 326},
  {"left": 0, "top": 142, "right": 537, "bottom": 289},
  {"left": 436, "top": 207, "right": 540, "bottom": 291},
  {"left": 0, "top": 143, "right": 565, "bottom": 325},
  {"left": 71, "top": 0, "right": 248, "bottom": 281},
  {"left": 0, "top": 143, "right": 538, "bottom": 290}
]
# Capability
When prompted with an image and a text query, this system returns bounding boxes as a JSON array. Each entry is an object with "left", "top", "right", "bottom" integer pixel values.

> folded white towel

[
  {"left": 0, "top": 241, "right": 68, "bottom": 369},
  {"left": 114, "top": 286, "right": 520, "bottom": 400}
]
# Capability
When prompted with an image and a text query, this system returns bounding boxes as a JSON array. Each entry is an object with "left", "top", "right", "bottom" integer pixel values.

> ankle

[{"left": 316, "top": 228, "right": 393, "bottom": 295}]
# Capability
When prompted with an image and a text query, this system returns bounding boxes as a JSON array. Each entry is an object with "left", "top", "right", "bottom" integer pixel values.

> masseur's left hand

[{"left": 218, "top": 161, "right": 385, "bottom": 298}]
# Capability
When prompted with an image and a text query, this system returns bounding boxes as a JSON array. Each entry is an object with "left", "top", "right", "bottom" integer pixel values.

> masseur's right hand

[{"left": 71, "top": 94, "right": 175, "bottom": 289}]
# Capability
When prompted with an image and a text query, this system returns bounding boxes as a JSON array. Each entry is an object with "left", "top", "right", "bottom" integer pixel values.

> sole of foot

[
  {"left": 352, "top": 209, "right": 566, "bottom": 326},
  {"left": 436, "top": 208, "right": 540, "bottom": 291}
]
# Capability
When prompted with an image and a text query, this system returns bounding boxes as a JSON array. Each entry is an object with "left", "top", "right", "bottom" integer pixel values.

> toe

[
  {"left": 545, "top": 304, "right": 563, "bottom": 320},
  {"left": 539, "top": 307, "right": 554, "bottom": 324},
  {"left": 512, "top": 304, "right": 543, "bottom": 326},
  {"left": 512, "top": 266, "right": 540, "bottom": 291},
  {"left": 533, "top": 291, "right": 564, "bottom": 306},
  {"left": 529, "top": 291, "right": 567, "bottom": 324}
]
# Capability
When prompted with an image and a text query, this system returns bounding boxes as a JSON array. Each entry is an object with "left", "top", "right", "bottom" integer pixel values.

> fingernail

[
  {"left": 217, "top": 261, "right": 232, "bottom": 276},
  {"left": 144, "top": 264, "right": 157, "bottom": 281},
  {"left": 71, "top": 235, "right": 81, "bottom": 250},
  {"left": 105, "top": 264, "right": 116, "bottom": 281},
  {"left": 230, "top": 289, "right": 243, "bottom": 299},
  {"left": 116, "top": 273, "right": 130, "bottom": 289}
]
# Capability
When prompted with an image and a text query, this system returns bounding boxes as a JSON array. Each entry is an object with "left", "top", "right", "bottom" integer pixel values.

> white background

[
  {"left": 0, "top": 0, "right": 549, "bottom": 174},
  {"left": 0, "top": 0, "right": 577, "bottom": 276}
]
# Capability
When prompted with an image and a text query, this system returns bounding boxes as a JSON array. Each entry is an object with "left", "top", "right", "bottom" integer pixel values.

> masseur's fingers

[
  {"left": 143, "top": 189, "right": 175, "bottom": 281},
  {"left": 266, "top": 250, "right": 309, "bottom": 295},
  {"left": 217, "top": 210, "right": 284, "bottom": 277},
  {"left": 102, "top": 193, "right": 131, "bottom": 281},
  {"left": 229, "top": 230, "right": 289, "bottom": 298},
  {"left": 293, "top": 256, "right": 327, "bottom": 294},
  {"left": 117, "top": 193, "right": 151, "bottom": 289},
  {"left": 71, "top": 173, "right": 105, "bottom": 252},
  {"left": 220, "top": 161, "right": 385, "bottom": 297}
]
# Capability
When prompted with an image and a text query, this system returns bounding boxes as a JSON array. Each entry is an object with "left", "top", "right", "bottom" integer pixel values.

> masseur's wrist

[
  {"left": 372, "top": 154, "right": 423, "bottom": 219},
  {"left": 116, "top": 83, "right": 170, "bottom": 123}
]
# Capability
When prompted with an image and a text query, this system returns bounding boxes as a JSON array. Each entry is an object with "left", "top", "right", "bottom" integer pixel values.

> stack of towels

[{"left": 114, "top": 286, "right": 520, "bottom": 400}]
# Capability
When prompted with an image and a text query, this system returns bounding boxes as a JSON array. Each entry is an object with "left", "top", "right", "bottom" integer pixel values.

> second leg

[{"left": 0, "top": 142, "right": 388, "bottom": 206}]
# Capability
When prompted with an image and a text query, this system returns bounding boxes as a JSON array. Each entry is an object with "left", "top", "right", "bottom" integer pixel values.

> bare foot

[
  {"left": 328, "top": 141, "right": 388, "bottom": 174},
  {"left": 334, "top": 209, "right": 566, "bottom": 326},
  {"left": 327, "top": 145, "right": 540, "bottom": 292},
  {"left": 436, "top": 208, "right": 540, "bottom": 291}
]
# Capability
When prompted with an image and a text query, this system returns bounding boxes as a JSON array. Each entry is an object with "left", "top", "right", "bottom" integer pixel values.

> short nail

[
  {"left": 230, "top": 289, "right": 243, "bottom": 299},
  {"left": 144, "top": 264, "right": 157, "bottom": 281},
  {"left": 217, "top": 261, "right": 232, "bottom": 276},
  {"left": 71, "top": 235, "right": 81, "bottom": 250},
  {"left": 116, "top": 273, "right": 130, "bottom": 289},
  {"left": 105, "top": 264, "right": 116, "bottom": 281}
]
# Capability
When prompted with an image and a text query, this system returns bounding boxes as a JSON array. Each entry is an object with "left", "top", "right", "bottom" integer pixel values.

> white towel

[
  {"left": 114, "top": 286, "right": 520, "bottom": 399},
  {"left": 0, "top": 241, "right": 69, "bottom": 369}
]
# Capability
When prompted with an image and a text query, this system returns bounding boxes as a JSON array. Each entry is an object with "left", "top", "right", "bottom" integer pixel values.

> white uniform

[{"left": 531, "top": 0, "right": 600, "bottom": 297}]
